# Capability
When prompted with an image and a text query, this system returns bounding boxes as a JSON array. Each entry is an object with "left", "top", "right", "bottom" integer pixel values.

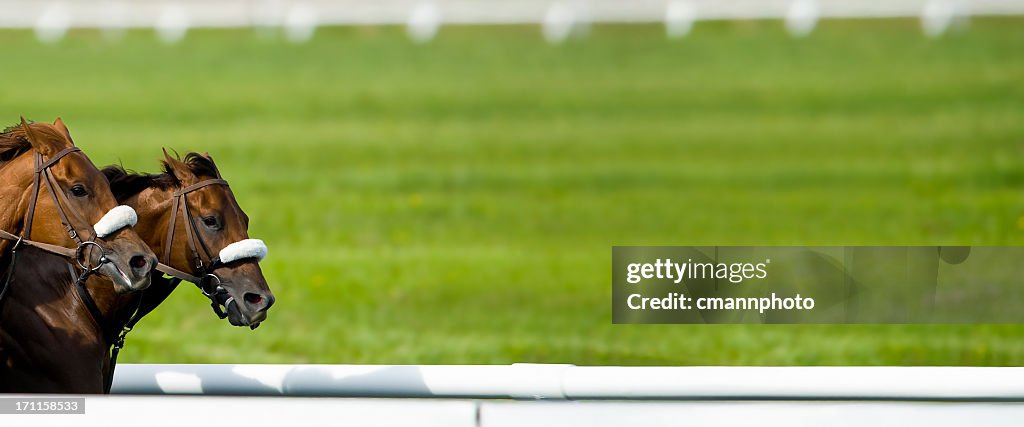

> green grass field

[{"left": 1, "top": 18, "right": 1022, "bottom": 365}]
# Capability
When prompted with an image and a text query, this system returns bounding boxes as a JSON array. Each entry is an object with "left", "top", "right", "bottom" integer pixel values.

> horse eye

[
  {"left": 202, "top": 216, "right": 220, "bottom": 229},
  {"left": 70, "top": 185, "right": 89, "bottom": 197}
]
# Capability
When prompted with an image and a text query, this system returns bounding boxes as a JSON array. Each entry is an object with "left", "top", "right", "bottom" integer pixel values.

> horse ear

[
  {"left": 162, "top": 148, "right": 195, "bottom": 183},
  {"left": 200, "top": 152, "right": 223, "bottom": 178},
  {"left": 162, "top": 147, "right": 176, "bottom": 165},
  {"left": 20, "top": 117, "right": 55, "bottom": 156},
  {"left": 53, "top": 117, "right": 74, "bottom": 145}
]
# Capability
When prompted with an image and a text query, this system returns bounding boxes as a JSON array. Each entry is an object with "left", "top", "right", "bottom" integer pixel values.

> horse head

[
  {"left": 0, "top": 118, "right": 156, "bottom": 293},
  {"left": 105, "top": 150, "right": 274, "bottom": 328}
]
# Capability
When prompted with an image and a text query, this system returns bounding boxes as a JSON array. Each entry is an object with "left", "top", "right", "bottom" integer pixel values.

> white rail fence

[
  {"left": 6, "top": 396, "right": 1024, "bottom": 427},
  {"left": 7, "top": 365, "right": 1024, "bottom": 426},
  {"left": 112, "top": 364, "right": 1024, "bottom": 400},
  {"left": 4, "top": 0, "right": 1024, "bottom": 43},
  {"left": 21, "top": 364, "right": 1003, "bottom": 427}
]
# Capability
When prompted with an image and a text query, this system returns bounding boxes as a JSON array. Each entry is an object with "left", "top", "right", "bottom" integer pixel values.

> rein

[{"left": 0, "top": 147, "right": 114, "bottom": 313}]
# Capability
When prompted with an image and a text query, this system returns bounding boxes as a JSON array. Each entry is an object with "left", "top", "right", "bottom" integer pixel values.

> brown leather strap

[
  {"left": 181, "top": 196, "right": 209, "bottom": 269},
  {"left": 155, "top": 262, "right": 202, "bottom": 284},
  {"left": 35, "top": 147, "right": 81, "bottom": 172},
  {"left": 0, "top": 228, "right": 78, "bottom": 258},
  {"left": 163, "top": 194, "right": 180, "bottom": 264},
  {"left": 23, "top": 153, "right": 44, "bottom": 239},
  {"left": 173, "top": 179, "right": 228, "bottom": 197},
  {"left": 7, "top": 147, "right": 88, "bottom": 252},
  {"left": 42, "top": 167, "right": 86, "bottom": 244},
  {"left": 43, "top": 148, "right": 93, "bottom": 244},
  {"left": 162, "top": 179, "right": 229, "bottom": 271}
]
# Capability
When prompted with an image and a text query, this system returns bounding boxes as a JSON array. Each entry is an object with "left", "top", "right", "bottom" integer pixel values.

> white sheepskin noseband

[
  {"left": 219, "top": 239, "right": 268, "bottom": 264},
  {"left": 94, "top": 205, "right": 138, "bottom": 238}
]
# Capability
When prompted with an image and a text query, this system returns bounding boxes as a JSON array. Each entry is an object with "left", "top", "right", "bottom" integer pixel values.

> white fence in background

[
  {"left": 2, "top": 0, "right": 1023, "bottom": 43},
  {"left": 19, "top": 364, "right": 1001, "bottom": 426},
  {"left": 7, "top": 364, "right": 1023, "bottom": 426},
  {"left": 7, "top": 396, "right": 1024, "bottom": 427},
  {"left": 112, "top": 364, "right": 1024, "bottom": 399}
]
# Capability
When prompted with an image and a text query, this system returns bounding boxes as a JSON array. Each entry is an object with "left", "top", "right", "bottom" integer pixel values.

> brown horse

[
  {"left": 107, "top": 150, "right": 275, "bottom": 327},
  {"left": 0, "top": 119, "right": 157, "bottom": 392},
  {"left": 0, "top": 149, "right": 274, "bottom": 393}
]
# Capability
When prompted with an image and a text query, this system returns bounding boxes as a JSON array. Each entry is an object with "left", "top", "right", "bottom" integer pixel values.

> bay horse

[
  {"left": 0, "top": 118, "right": 157, "bottom": 392},
  {"left": 1, "top": 149, "right": 274, "bottom": 393}
]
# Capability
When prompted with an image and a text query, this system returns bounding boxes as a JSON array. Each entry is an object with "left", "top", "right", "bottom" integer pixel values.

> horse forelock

[{"left": 159, "top": 152, "right": 221, "bottom": 184}]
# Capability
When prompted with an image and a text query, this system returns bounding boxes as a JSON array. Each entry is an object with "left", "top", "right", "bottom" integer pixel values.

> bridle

[
  {"left": 153, "top": 178, "right": 238, "bottom": 319},
  {"left": 0, "top": 147, "right": 122, "bottom": 312}
]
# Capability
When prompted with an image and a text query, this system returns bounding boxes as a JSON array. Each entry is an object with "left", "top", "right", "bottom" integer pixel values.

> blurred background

[{"left": 0, "top": 0, "right": 1021, "bottom": 365}]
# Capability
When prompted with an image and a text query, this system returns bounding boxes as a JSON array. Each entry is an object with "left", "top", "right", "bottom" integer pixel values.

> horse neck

[
  {"left": 0, "top": 244, "right": 107, "bottom": 391},
  {"left": 2, "top": 244, "right": 121, "bottom": 343}
]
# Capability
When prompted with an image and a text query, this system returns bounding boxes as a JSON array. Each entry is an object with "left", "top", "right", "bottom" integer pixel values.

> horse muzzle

[
  {"left": 97, "top": 252, "right": 155, "bottom": 293},
  {"left": 217, "top": 285, "right": 273, "bottom": 329}
]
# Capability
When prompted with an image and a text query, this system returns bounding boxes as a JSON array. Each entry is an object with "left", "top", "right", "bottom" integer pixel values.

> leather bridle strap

[
  {"left": 154, "top": 262, "right": 202, "bottom": 284},
  {"left": 37, "top": 146, "right": 81, "bottom": 170},
  {"left": 22, "top": 154, "right": 43, "bottom": 240},
  {"left": 0, "top": 147, "right": 88, "bottom": 260},
  {"left": 156, "top": 178, "right": 233, "bottom": 320},
  {"left": 0, "top": 146, "right": 100, "bottom": 318},
  {"left": 23, "top": 147, "right": 81, "bottom": 241},
  {"left": 41, "top": 155, "right": 94, "bottom": 245},
  {"left": 0, "top": 229, "right": 77, "bottom": 258},
  {"left": 163, "top": 179, "right": 228, "bottom": 269}
]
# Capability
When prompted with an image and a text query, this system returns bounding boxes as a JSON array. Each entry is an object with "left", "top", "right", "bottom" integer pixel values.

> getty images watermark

[
  {"left": 623, "top": 257, "right": 815, "bottom": 313},
  {"left": 611, "top": 246, "right": 1024, "bottom": 324}
]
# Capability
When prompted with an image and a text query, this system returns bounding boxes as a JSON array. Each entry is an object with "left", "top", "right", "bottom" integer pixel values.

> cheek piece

[{"left": 93, "top": 206, "right": 139, "bottom": 238}]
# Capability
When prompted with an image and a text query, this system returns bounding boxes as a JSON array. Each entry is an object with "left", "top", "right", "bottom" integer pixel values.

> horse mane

[
  {"left": 103, "top": 152, "right": 221, "bottom": 200},
  {"left": 0, "top": 123, "right": 32, "bottom": 164}
]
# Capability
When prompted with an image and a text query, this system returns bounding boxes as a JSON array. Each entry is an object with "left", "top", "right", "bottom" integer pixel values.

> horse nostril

[
  {"left": 130, "top": 255, "right": 149, "bottom": 270},
  {"left": 244, "top": 292, "right": 264, "bottom": 307}
]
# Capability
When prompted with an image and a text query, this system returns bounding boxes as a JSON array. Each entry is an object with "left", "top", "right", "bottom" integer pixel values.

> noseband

[{"left": 0, "top": 147, "right": 132, "bottom": 311}]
